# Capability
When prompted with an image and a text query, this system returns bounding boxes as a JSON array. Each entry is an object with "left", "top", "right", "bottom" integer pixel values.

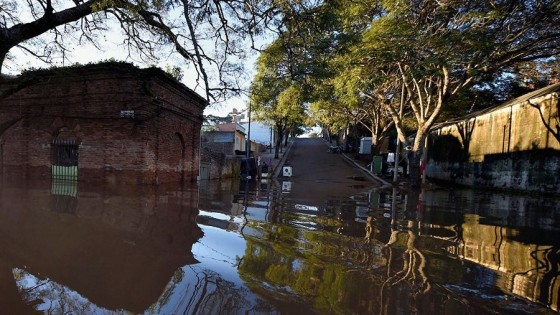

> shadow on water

[{"left": 2, "top": 174, "right": 560, "bottom": 314}]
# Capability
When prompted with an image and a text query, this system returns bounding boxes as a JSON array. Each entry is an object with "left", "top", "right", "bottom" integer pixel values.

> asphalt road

[{"left": 278, "top": 138, "right": 380, "bottom": 203}]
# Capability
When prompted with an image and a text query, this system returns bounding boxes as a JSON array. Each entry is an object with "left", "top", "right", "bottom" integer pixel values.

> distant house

[
  {"left": 202, "top": 131, "right": 244, "bottom": 156},
  {"left": 199, "top": 121, "right": 269, "bottom": 180},
  {"left": 427, "top": 83, "right": 560, "bottom": 193},
  {"left": 198, "top": 124, "right": 246, "bottom": 180},
  {"left": 215, "top": 123, "right": 247, "bottom": 153},
  {"left": 199, "top": 107, "right": 273, "bottom": 180},
  {"left": 0, "top": 62, "right": 207, "bottom": 185}
]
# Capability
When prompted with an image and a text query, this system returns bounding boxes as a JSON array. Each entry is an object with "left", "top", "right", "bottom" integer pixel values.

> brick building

[{"left": 0, "top": 62, "right": 207, "bottom": 185}]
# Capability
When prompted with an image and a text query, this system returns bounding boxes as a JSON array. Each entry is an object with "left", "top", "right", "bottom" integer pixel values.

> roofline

[
  {"left": 433, "top": 82, "right": 560, "bottom": 130},
  {"left": 15, "top": 62, "right": 208, "bottom": 107}
]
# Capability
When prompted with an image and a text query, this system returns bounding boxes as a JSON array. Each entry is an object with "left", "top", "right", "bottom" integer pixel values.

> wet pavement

[
  {"left": 277, "top": 138, "right": 379, "bottom": 202},
  {"left": 1, "top": 138, "right": 560, "bottom": 314}
]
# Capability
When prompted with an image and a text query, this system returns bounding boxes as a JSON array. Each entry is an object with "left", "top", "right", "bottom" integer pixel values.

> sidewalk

[
  {"left": 321, "top": 139, "right": 392, "bottom": 187},
  {"left": 337, "top": 146, "right": 408, "bottom": 188},
  {"left": 340, "top": 153, "right": 392, "bottom": 188}
]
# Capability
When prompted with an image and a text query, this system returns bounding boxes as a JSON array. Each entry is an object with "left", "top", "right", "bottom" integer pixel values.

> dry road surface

[{"left": 278, "top": 138, "right": 380, "bottom": 203}]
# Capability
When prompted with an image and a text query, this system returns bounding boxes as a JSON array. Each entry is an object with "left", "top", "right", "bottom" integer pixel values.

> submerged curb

[
  {"left": 272, "top": 140, "right": 295, "bottom": 178},
  {"left": 340, "top": 153, "right": 392, "bottom": 188}
]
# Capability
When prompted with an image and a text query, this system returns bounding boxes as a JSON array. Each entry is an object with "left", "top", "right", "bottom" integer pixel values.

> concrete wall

[
  {"left": 0, "top": 63, "right": 206, "bottom": 185},
  {"left": 201, "top": 131, "right": 235, "bottom": 155},
  {"left": 199, "top": 147, "right": 241, "bottom": 180},
  {"left": 427, "top": 84, "right": 560, "bottom": 193}
]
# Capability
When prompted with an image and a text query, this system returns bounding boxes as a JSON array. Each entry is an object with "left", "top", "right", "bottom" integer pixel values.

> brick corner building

[{"left": 0, "top": 62, "right": 208, "bottom": 185}]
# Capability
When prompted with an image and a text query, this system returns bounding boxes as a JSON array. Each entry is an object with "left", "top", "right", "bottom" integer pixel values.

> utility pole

[{"left": 246, "top": 101, "right": 252, "bottom": 158}]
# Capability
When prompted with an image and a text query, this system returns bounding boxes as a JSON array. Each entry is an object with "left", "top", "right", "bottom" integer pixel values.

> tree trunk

[
  {"left": 408, "top": 151, "right": 421, "bottom": 188},
  {"left": 370, "top": 127, "right": 377, "bottom": 155},
  {"left": 274, "top": 133, "right": 282, "bottom": 159},
  {"left": 407, "top": 131, "right": 428, "bottom": 189},
  {"left": 0, "top": 49, "right": 7, "bottom": 73},
  {"left": 274, "top": 124, "right": 285, "bottom": 159}
]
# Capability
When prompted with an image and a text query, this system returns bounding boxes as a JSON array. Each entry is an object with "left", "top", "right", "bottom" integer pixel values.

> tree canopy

[
  {"left": 0, "top": 0, "right": 277, "bottom": 102},
  {"left": 5, "top": 1, "right": 560, "bottom": 187},
  {"left": 251, "top": 0, "right": 560, "bottom": 187},
  {"left": 251, "top": 38, "right": 308, "bottom": 158},
  {"left": 355, "top": 0, "right": 560, "bottom": 187}
]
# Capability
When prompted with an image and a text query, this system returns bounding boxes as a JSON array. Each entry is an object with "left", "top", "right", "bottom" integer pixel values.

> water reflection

[
  {"left": 423, "top": 189, "right": 560, "bottom": 313},
  {"left": 0, "top": 178, "right": 202, "bottom": 314},
  {"left": 2, "top": 176, "right": 560, "bottom": 314},
  {"left": 197, "top": 181, "right": 559, "bottom": 314}
]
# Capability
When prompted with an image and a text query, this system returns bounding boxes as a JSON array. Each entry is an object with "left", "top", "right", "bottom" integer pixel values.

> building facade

[
  {"left": 427, "top": 83, "right": 560, "bottom": 193},
  {"left": 0, "top": 62, "right": 207, "bottom": 185},
  {"left": 215, "top": 123, "right": 247, "bottom": 152}
]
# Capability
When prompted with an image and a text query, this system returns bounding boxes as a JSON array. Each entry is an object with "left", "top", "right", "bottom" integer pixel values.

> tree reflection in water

[
  {"left": 381, "top": 190, "right": 432, "bottom": 314},
  {"left": 230, "top": 183, "right": 560, "bottom": 314},
  {"left": 4, "top": 178, "right": 560, "bottom": 314}
]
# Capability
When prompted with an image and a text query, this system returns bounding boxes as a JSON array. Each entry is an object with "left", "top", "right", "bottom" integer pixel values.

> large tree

[
  {"left": 340, "top": 0, "right": 560, "bottom": 188},
  {"left": 309, "top": 70, "right": 396, "bottom": 151},
  {"left": 250, "top": 0, "right": 342, "bottom": 157},
  {"left": 251, "top": 39, "right": 307, "bottom": 158},
  {"left": 263, "top": 0, "right": 560, "bottom": 188},
  {"left": 0, "top": 0, "right": 276, "bottom": 101}
]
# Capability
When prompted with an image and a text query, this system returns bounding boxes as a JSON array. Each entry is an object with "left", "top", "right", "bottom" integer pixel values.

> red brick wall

[{"left": 0, "top": 63, "right": 206, "bottom": 185}]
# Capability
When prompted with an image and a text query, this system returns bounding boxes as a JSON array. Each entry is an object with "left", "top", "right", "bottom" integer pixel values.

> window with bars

[{"left": 51, "top": 139, "right": 79, "bottom": 180}]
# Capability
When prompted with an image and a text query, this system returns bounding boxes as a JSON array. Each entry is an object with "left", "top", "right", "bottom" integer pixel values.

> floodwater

[{"left": 1, "top": 177, "right": 559, "bottom": 314}]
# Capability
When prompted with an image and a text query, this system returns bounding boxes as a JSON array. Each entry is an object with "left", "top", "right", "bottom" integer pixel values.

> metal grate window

[{"left": 51, "top": 139, "right": 79, "bottom": 181}]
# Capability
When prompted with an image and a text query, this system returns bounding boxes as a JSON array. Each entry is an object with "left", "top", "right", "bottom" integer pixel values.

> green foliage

[
  {"left": 250, "top": 37, "right": 309, "bottom": 142},
  {"left": 164, "top": 65, "right": 184, "bottom": 81},
  {"left": 19, "top": 60, "right": 135, "bottom": 77},
  {"left": 253, "top": 0, "right": 560, "bottom": 187},
  {"left": 91, "top": 0, "right": 168, "bottom": 13},
  {"left": 237, "top": 219, "right": 390, "bottom": 314}
]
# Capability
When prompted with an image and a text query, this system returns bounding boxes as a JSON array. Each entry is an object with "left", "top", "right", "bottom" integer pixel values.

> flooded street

[{"left": 1, "top": 177, "right": 560, "bottom": 314}]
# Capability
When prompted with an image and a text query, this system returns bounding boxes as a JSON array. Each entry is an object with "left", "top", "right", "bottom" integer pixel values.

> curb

[
  {"left": 341, "top": 153, "right": 392, "bottom": 188},
  {"left": 272, "top": 140, "right": 295, "bottom": 178}
]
